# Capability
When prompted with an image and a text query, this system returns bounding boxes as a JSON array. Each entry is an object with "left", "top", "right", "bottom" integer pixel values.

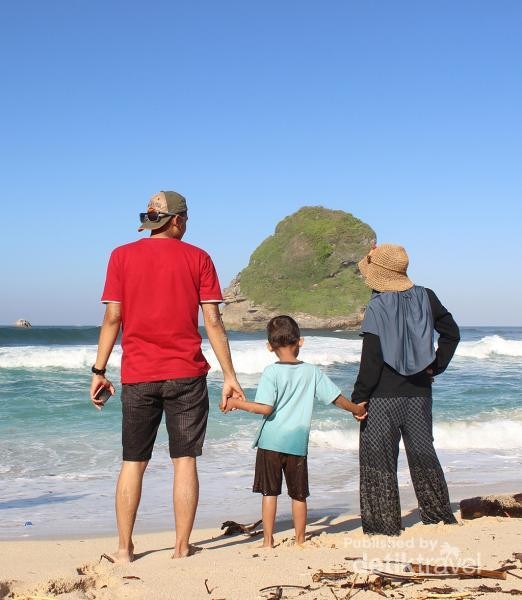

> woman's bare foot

[{"left": 261, "top": 536, "right": 274, "bottom": 548}]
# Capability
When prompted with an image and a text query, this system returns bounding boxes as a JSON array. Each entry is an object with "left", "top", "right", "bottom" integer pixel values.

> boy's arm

[
  {"left": 334, "top": 394, "right": 367, "bottom": 420},
  {"left": 224, "top": 396, "right": 274, "bottom": 416}
]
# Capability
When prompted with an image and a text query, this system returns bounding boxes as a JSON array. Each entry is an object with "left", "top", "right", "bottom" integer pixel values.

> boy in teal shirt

[{"left": 222, "top": 315, "right": 367, "bottom": 547}]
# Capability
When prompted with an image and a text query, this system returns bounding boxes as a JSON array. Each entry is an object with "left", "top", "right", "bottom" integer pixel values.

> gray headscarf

[{"left": 360, "top": 285, "right": 435, "bottom": 376}]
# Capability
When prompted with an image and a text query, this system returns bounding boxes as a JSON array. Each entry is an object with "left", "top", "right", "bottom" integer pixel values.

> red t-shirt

[{"left": 101, "top": 238, "right": 223, "bottom": 384}]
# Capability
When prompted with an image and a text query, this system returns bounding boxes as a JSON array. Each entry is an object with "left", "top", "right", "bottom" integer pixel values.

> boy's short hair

[{"left": 267, "top": 315, "right": 301, "bottom": 348}]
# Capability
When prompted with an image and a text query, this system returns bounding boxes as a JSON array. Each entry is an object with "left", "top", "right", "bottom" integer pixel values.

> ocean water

[{"left": 0, "top": 325, "right": 521, "bottom": 540}]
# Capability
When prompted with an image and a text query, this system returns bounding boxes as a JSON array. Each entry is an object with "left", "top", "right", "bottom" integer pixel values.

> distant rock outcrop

[
  {"left": 221, "top": 206, "right": 375, "bottom": 331},
  {"left": 15, "top": 319, "right": 32, "bottom": 328}
]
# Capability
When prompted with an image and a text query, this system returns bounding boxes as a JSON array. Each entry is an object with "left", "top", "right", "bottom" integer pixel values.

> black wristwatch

[{"left": 91, "top": 365, "right": 107, "bottom": 376}]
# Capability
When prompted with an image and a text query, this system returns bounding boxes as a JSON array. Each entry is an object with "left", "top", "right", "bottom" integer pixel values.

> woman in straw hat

[{"left": 351, "top": 243, "right": 460, "bottom": 536}]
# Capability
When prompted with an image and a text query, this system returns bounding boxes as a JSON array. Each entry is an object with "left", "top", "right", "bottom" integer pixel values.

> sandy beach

[{"left": 1, "top": 505, "right": 521, "bottom": 600}]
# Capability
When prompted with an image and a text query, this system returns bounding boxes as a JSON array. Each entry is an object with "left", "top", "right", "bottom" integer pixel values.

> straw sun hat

[{"left": 358, "top": 243, "right": 414, "bottom": 292}]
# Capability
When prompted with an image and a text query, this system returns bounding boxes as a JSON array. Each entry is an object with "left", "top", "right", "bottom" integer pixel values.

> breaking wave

[
  {"left": 310, "top": 416, "right": 522, "bottom": 451},
  {"left": 1, "top": 335, "right": 520, "bottom": 373}
]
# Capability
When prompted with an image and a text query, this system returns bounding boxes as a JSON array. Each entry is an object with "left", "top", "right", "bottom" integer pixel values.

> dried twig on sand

[
  {"left": 259, "top": 585, "right": 314, "bottom": 599},
  {"left": 372, "top": 569, "right": 450, "bottom": 582},
  {"left": 12, "top": 596, "right": 58, "bottom": 600},
  {"left": 422, "top": 593, "right": 473, "bottom": 599},
  {"left": 99, "top": 553, "right": 115, "bottom": 564},
  {"left": 424, "top": 586, "right": 458, "bottom": 594},
  {"left": 312, "top": 569, "right": 354, "bottom": 582},
  {"left": 466, "top": 585, "right": 522, "bottom": 596}
]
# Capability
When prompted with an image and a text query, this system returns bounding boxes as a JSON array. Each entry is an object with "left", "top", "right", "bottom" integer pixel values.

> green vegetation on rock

[{"left": 239, "top": 206, "right": 375, "bottom": 317}]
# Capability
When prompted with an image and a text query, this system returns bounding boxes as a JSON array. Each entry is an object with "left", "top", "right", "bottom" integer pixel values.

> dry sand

[{"left": 1, "top": 510, "right": 521, "bottom": 600}]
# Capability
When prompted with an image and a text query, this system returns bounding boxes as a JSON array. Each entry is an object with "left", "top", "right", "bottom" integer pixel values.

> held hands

[
  {"left": 221, "top": 378, "right": 245, "bottom": 413},
  {"left": 352, "top": 401, "right": 368, "bottom": 421},
  {"left": 220, "top": 393, "right": 241, "bottom": 414}
]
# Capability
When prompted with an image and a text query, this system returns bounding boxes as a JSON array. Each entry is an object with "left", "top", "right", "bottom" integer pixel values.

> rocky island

[{"left": 221, "top": 206, "right": 375, "bottom": 331}]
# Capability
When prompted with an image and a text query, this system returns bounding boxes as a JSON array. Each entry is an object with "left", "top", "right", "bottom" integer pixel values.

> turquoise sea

[{"left": 1, "top": 326, "right": 521, "bottom": 539}]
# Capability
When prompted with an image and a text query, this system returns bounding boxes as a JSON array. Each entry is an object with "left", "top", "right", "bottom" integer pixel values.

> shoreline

[
  {"left": 3, "top": 479, "right": 520, "bottom": 543},
  {"left": 1, "top": 510, "right": 521, "bottom": 600}
]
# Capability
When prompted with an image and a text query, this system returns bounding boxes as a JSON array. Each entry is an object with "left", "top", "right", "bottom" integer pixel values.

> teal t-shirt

[{"left": 253, "top": 362, "right": 341, "bottom": 456}]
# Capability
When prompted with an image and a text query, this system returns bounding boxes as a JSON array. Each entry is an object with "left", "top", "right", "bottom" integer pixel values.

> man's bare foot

[
  {"left": 110, "top": 547, "right": 134, "bottom": 563},
  {"left": 171, "top": 544, "right": 199, "bottom": 559},
  {"left": 261, "top": 536, "right": 274, "bottom": 548}
]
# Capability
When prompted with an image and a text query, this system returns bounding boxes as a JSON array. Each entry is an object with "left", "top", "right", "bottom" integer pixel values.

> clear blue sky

[{"left": 1, "top": 0, "right": 520, "bottom": 326}]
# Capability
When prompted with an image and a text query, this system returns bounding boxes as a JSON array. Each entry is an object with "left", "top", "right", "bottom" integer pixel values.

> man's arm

[
  {"left": 90, "top": 302, "right": 121, "bottom": 409},
  {"left": 201, "top": 303, "right": 245, "bottom": 408}
]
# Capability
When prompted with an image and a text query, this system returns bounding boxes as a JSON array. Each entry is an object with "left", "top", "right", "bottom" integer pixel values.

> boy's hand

[
  {"left": 352, "top": 401, "right": 368, "bottom": 421},
  {"left": 220, "top": 395, "right": 239, "bottom": 414}
]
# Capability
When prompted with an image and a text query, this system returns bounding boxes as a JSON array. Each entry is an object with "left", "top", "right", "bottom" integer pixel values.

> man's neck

[{"left": 150, "top": 231, "right": 183, "bottom": 240}]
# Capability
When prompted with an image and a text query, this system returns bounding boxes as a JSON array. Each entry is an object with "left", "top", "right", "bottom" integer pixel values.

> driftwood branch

[
  {"left": 221, "top": 519, "right": 263, "bottom": 536},
  {"left": 408, "top": 563, "right": 507, "bottom": 580}
]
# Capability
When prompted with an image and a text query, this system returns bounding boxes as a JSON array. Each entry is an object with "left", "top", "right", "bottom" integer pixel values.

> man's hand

[
  {"left": 426, "top": 367, "right": 435, "bottom": 383},
  {"left": 221, "top": 377, "right": 245, "bottom": 412},
  {"left": 90, "top": 375, "right": 115, "bottom": 411},
  {"left": 352, "top": 401, "right": 368, "bottom": 421}
]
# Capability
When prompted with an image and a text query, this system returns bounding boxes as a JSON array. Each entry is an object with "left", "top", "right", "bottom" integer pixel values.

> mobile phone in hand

[{"left": 93, "top": 385, "right": 113, "bottom": 406}]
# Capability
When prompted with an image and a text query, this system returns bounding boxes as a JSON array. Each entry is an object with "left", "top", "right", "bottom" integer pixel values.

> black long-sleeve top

[{"left": 351, "top": 288, "right": 460, "bottom": 402}]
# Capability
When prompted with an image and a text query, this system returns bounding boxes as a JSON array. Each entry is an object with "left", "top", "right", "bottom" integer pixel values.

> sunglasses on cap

[{"left": 139, "top": 211, "right": 188, "bottom": 224}]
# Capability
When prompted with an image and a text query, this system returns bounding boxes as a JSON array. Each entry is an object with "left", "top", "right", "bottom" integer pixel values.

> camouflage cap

[{"left": 138, "top": 191, "right": 188, "bottom": 231}]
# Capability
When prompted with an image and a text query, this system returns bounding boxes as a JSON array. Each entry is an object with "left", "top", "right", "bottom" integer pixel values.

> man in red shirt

[{"left": 90, "top": 190, "right": 243, "bottom": 561}]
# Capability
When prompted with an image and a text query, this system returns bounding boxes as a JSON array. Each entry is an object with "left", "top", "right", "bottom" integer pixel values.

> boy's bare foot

[
  {"left": 261, "top": 536, "right": 274, "bottom": 548},
  {"left": 110, "top": 547, "right": 134, "bottom": 563}
]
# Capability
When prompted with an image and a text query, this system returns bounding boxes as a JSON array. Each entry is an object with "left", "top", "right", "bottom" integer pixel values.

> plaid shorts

[
  {"left": 253, "top": 448, "right": 309, "bottom": 501},
  {"left": 121, "top": 376, "right": 209, "bottom": 461}
]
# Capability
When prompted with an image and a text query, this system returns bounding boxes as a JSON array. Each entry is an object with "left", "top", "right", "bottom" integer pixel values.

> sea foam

[
  {"left": 1, "top": 335, "right": 521, "bottom": 372},
  {"left": 455, "top": 335, "right": 522, "bottom": 359},
  {"left": 309, "top": 416, "right": 522, "bottom": 451},
  {"left": 0, "top": 345, "right": 121, "bottom": 370},
  {"left": 206, "top": 337, "right": 363, "bottom": 374}
]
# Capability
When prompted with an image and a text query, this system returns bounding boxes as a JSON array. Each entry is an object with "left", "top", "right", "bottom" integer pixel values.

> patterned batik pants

[{"left": 359, "top": 396, "right": 457, "bottom": 536}]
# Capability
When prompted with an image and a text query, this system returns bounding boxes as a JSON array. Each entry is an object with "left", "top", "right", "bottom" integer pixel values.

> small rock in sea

[
  {"left": 15, "top": 319, "right": 32, "bottom": 328},
  {"left": 24, "top": 521, "right": 33, "bottom": 527}
]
